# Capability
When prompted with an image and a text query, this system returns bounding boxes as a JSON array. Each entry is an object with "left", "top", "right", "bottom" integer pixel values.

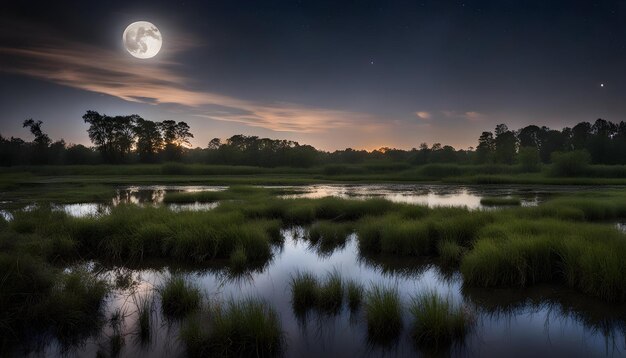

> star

[
  {"left": 600, "top": 83, "right": 605, "bottom": 87},
  {"left": 370, "top": 59, "right": 375, "bottom": 65}
]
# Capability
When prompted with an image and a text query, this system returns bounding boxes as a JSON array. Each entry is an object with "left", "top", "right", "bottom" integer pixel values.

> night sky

[{"left": 1, "top": 0, "right": 625, "bottom": 151}]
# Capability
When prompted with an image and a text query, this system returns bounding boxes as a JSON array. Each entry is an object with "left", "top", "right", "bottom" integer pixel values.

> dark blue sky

[{"left": 1, "top": 0, "right": 624, "bottom": 150}]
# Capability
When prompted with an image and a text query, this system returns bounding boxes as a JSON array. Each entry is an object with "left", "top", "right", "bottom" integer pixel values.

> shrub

[
  {"left": 550, "top": 150, "right": 591, "bottom": 177},
  {"left": 517, "top": 146, "right": 541, "bottom": 172}
]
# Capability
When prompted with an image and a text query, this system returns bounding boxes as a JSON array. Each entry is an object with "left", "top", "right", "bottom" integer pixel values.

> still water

[
  {"left": 33, "top": 228, "right": 626, "bottom": 357},
  {"left": 1, "top": 183, "right": 605, "bottom": 220}
]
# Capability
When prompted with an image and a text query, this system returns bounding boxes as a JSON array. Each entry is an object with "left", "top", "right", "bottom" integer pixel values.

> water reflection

[
  {"left": 1, "top": 184, "right": 614, "bottom": 220},
  {"left": 277, "top": 184, "right": 569, "bottom": 209},
  {"left": 57, "top": 203, "right": 111, "bottom": 217},
  {"left": 28, "top": 229, "right": 626, "bottom": 357},
  {"left": 111, "top": 185, "right": 226, "bottom": 206}
]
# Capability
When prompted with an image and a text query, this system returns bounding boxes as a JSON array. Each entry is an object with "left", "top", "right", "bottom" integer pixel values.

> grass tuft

[
  {"left": 159, "top": 276, "right": 202, "bottom": 318},
  {"left": 181, "top": 298, "right": 284, "bottom": 358},
  {"left": 290, "top": 271, "right": 319, "bottom": 315},
  {"left": 133, "top": 293, "right": 153, "bottom": 344},
  {"left": 307, "top": 221, "right": 353, "bottom": 254},
  {"left": 317, "top": 269, "right": 343, "bottom": 314},
  {"left": 364, "top": 284, "right": 403, "bottom": 345},
  {"left": 346, "top": 279, "right": 364, "bottom": 311},
  {"left": 437, "top": 240, "right": 464, "bottom": 266},
  {"left": 410, "top": 291, "right": 473, "bottom": 352}
]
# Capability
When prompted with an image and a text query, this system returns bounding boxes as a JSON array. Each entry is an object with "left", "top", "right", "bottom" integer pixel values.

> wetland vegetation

[{"left": 0, "top": 184, "right": 626, "bottom": 356}]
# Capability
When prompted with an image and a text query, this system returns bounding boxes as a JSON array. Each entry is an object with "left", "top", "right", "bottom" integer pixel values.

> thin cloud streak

[
  {"left": 0, "top": 37, "right": 379, "bottom": 134},
  {"left": 415, "top": 111, "right": 431, "bottom": 120},
  {"left": 441, "top": 110, "right": 486, "bottom": 122}
]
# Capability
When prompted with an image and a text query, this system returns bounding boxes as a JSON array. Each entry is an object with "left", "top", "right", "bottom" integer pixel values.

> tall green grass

[
  {"left": 9, "top": 204, "right": 282, "bottom": 265},
  {"left": 307, "top": 221, "right": 353, "bottom": 254},
  {"left": 41, "top": 269, "right": 109, "bottom": 343},
  {"left": 410, "top": 291, "right": 473, "bottom": 352},
  {"left": 480, "top": 197, "right": 521, "bottom": 206},
  {"left": 356, "top": 209, "right": 491, "bottom": 257},
  {"left": 159, "top": 276, "right": 202, "bottom": 318},
  {"left": 317, "top": 270, "right": 344, "bottom": 314},
  {"left": 437, "top": 240, "right": 464, "bottom": 266},
  {"left": 346, "top": 279, "right": 364, "bottom": 311},
  {"left": 289, "top": 269, "right": 346, "bottom": 315},
  {"left": 364, "top": 284, "right": 403, "bottom": 345},
  {"left": 181, "top": 298, "right": 284, "bottom": 358},
  {"left": 290, "top": 271, "right": 319, "bottom": 315},
  {"left": 133, "top": 293, "right": 153, "bottom": 344},
  {"left": 0, "top": 253, "right": 109, "bottom": 353},
  {"left": 461, "top": 218, "right": 626, "bottom": 302}
]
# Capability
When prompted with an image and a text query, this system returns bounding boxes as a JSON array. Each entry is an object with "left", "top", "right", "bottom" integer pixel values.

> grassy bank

[{"left": 3, "top": 163, "right": 626, "bottom": 190}]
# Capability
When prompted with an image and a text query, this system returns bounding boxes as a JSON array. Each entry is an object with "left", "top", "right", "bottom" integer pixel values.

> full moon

[{"left": 123, "top": 21, "right": 162, "bottom": 59}]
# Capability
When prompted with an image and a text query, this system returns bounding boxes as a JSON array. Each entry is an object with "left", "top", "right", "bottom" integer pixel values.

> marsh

[{"left": 2, "top": 185, "right": 626, "bottom": 357}]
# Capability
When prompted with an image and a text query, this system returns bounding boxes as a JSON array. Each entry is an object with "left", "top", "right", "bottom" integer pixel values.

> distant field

[{"left": 2, "top": 163, "right": 626, "bottom": 189}]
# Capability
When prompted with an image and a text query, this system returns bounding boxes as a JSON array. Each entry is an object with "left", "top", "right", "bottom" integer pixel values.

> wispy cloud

[
  {"left": 0, "top": 32, "right": 377, "bottom": 133},
  {"left": 463, "top": 111, "right": 485, "bottom": 122},
  {"left": 441, "top": 110, "right": 486, "bottom": 122},
  {"left": 415, "top": 111, "right": 431, "bottom": 120}
]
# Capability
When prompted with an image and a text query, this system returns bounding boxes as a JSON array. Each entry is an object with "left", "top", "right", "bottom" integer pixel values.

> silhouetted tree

[
  {"left": 494, "top": 124, "right": 517, "bottom": 164},
  {"left": 23, "top": 119, "right": 52, "bottom": 164},
  {"left": 518, "top": 146, "right": 541, "bottom": 172},
  {"left": 160, "top": 120, "right": 194, "bottom": 161},
  {"left": 134, "top": 117, "right": 162, "bottom": 163},
  {"left": 538, "top": 127, "right": 565, "bottom": 163},
  {"left": 207, "top": 138, "right": 221, "bottom": 150},
  {"left": 589, "top": 118, "right": 617, "bottom": 164},
  {"left": 65, "top": 144, "right": 99, "bottom": 164},
  {"left": 0, "top": 136, "right": 28, "bottom": 166},
  {"left": 569, "top": 122, "right": 592, "bottom": 150},
  {"left": 48, "top": 140, "right": 66, "bottom": 164},
  {"left": 517, "top": 125, "right": 541, "bottom": 148},
  {"left": 411, "top": 143, "right": 431, "bottom": 165},
  {"left": 475, "top": 131, "right": 495, "bottom": 163},
  {"left": 83, "top": 111, "right": 137, "bottom": 163}
]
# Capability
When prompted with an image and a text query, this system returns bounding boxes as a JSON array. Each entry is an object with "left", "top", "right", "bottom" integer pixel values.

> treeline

[
  {"left": 476, "top": 120, "right": 626, "bottom": 166},
  {"left": 1, "top": 111, "right": 625, "bottom": 168}
]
